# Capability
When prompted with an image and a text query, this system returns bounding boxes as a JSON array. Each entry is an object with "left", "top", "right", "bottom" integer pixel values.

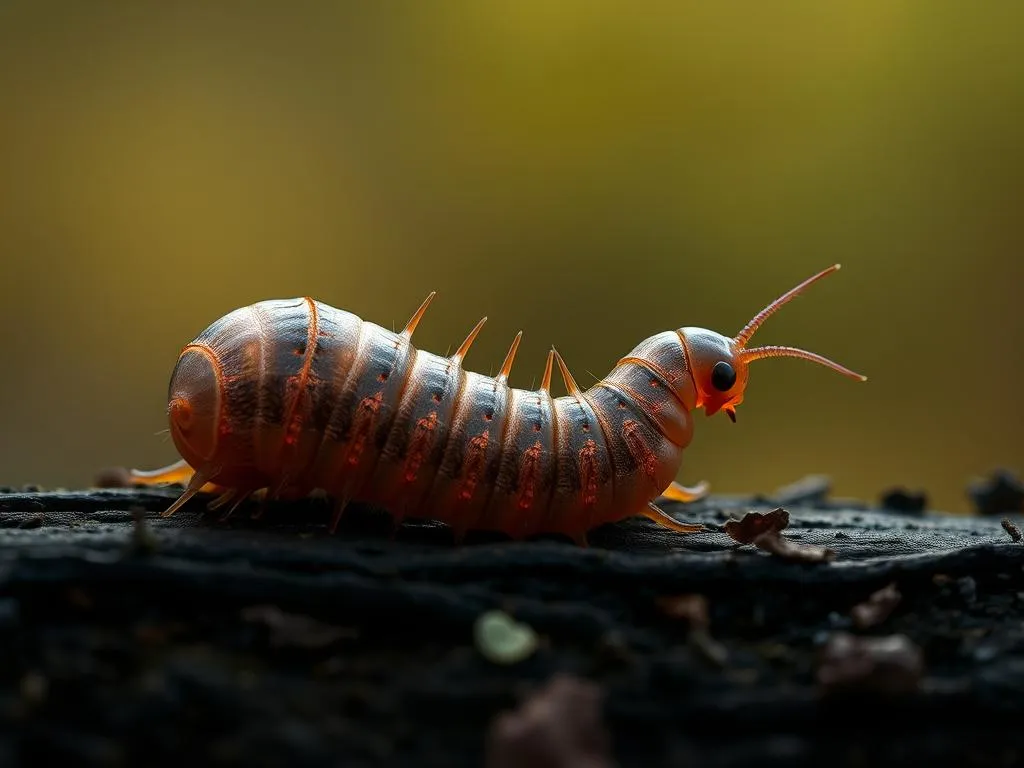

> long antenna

[
  {"left": 740, "top": 345, "right": 867, "bottom": 381},
  {"left": 734, "top": 264, "right": 842, "bottom": 349},
  {"left": 735, "top": 264, "right": 867, "bottom": 382}
]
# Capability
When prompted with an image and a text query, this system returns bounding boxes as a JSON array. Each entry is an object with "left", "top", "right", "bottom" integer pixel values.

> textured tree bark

[{"left": 0, "top": 479, "right": 1021, "bottom": 768}]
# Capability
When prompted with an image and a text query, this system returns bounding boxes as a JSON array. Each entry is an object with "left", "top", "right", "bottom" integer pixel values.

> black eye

[{"left": 711, "top": 361, "right": 736, "bottom": 392}]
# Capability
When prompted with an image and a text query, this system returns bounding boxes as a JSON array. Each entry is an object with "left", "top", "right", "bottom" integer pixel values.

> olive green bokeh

[{"left": 1, "top": 1, "right": 1020, "bottom": 514}]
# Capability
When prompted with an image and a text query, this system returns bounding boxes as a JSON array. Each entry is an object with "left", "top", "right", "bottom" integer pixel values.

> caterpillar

[{"left": 124, "top": 263, "right": 865, "bottom": 545}]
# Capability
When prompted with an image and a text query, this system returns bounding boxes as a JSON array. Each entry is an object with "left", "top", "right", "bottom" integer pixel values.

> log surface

[{"left": 0, "top": 483, "right": 1022, "bottom": 767}]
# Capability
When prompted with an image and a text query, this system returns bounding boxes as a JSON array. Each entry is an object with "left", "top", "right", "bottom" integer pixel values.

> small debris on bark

[
  {"left": 241, "top": 605, "right": 359, "bottom": 650},
  {"left": 724, "top": 508, "right": 791, "bottom": 544},
  {"left": 957, "top": 576, "right": 977, "bottom": 605},
  {"left": 967, "top": 468, "right": 1024, "bottom": 516},
  {"left": 772, "top": 474, "right": 832, "bottom": 506},
  {"left": 656, "top": 594, "right": 728, "bottom": 666},
  {"left": 128, "top": 507, "right": 158, "bottom": 555},
  {"left": 879, "top": 487, "right": 928, "bottom": 514},
  {"left": 817, "top": 632, "right": 924, "bottom": 696},
  {"left": 725, "top": 507, "right": 836, "bottom": 563},
  {"left": 93, "top": 466, "right": 135, "bottom": 489},
  {"left": 485, "top": 675, "right": 612, "bottom": 768},
  {"left": 66, "top": 587, "right": 93, "bottom": 611},
  {"left": 655, "top": 594, "right": 709, "bottom": 625},
  {"left": 1001, "top": 518, "right": 1022, "bottom": 543},
  {"left": 475, "top": 610, "right": 539, "bottom": 665},
  {"left": 850, "top": 583, "right": 902, "bottom": 629},
  {"left": 19, "top": 672, "right": 48, "bottom": 708},
  {"left": 752, "top": 530, "right": 836, "bottom": 563}
]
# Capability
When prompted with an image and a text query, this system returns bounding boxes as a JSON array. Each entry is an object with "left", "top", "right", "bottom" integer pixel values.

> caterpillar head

[{"left": 678, "top": 264, "right": 867, "bottom": 422}]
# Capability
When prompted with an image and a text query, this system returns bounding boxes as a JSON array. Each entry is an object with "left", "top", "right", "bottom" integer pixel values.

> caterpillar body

[{"left": 126, "top": 264, "right": 865, "bottom": 545}]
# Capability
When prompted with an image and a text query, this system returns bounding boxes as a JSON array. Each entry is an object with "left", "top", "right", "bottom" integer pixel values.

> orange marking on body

[
  {"left": 517, "top": 440, "right": 543, "bottom": 510},
  {"left": 622, "top": 419, "right": 659, "bottom": 483},
  {"left": 348, "top": 392, "right": 383, "bottom": 466},
  {"left": 404, "top": 411, "right": 438, "bottom": 483},
  {"left": 578, "top": 439, "right": 599, "bottom": 507},
  {"left": 281, "top": 298, "right": 320, "bottom": 452},
  {"left": 458, "top": 429, "right": 490, "bottom": 501},
  {"left": 283, "top": 375, "right": 310, "bottom": 446}
]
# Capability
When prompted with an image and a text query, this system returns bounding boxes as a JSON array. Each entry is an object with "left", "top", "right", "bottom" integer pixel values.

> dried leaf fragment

[
  {"left": 724, "top": 507, "right": 789, "bottom": 544},
  {"left": 817, "top": 632, "right": 924, "bottom": 696},
  {"left": 485, "top": 675, "right": 612, "bottom": 768},
  {"left": 850, "top": 583, "right": 902, "bottom": 629},
  {"left": 753, "top": 531, "right": 836, "bottom": 563},
  {"left": 725, "top": 507, "right": 835, "bottom": 563}
]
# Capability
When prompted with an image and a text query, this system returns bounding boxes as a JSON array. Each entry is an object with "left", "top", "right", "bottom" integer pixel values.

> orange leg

[
  {"left": 161, "top": 466, "right": 219, "bottom": 518},
  {"left": 660, "top": 480, "right": 710, "bottom": 504},
  {"left": 210, "top": 488, "right": 255, "bottom": 522},
  {"left": 128, "top": 459, "right": 222, "bottom": 494},
  {"left": 249, "top": 487, "right": 274, "bottom": 520},
  {"left": 642, "top": 502, "right": 705, "bottom": 534},
  {"left": 328, "top": 496, "right": 350, "bottom": 534}
]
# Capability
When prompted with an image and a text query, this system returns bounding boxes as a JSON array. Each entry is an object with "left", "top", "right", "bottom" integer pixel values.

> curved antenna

[
  {"left": 734, "top": 264, "right": 842, "bottom": 349},
  {"left": 740, "top": 345, "right": 867, "bottom": 382}
]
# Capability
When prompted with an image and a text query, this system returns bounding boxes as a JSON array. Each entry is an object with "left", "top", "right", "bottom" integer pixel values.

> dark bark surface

[{"left": 0, "top": 478, "right": 1022, "bottom": 768}]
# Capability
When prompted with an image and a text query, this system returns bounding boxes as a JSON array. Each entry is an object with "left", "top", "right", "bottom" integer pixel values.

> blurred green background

[{"left": 1, "top": 1, "right": 1021, "bottom": 514}]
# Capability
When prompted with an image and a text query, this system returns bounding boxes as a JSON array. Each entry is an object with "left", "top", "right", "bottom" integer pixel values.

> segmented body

[{"left": 170, "top": 296, "right": 698, "bottom": 542}]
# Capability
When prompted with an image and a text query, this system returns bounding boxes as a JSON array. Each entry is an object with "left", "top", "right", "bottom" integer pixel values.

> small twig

[
  {"left": 1000, "top": 518, "right": 1022, "bottom": 543},
  {"left": 128, "top": 507, "right": 158, "bottom": 555}
]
